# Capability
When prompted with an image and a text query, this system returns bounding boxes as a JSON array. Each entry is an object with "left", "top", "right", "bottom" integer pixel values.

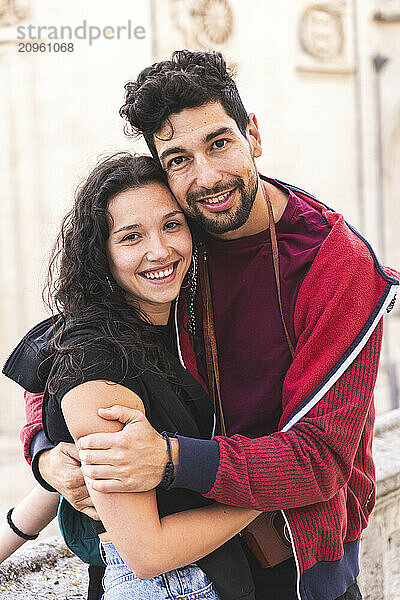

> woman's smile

[{"left": 139, "top": 260, "right": 179, "bottom": 283}]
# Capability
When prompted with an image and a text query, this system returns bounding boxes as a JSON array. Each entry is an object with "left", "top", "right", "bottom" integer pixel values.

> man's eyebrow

[
  {"left": 159, "top": 127, "right": 236, "bottom": 164},
  {"left": 159, "top": 146, "right": 187, "bottom": 164},
  {"left": 203, "top": 126, "right": 236, "bottom": 144}
]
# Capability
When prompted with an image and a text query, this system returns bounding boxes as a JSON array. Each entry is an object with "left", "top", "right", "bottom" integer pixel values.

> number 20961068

[{"left": 18, "top": 42, "right": 74, "bottom": 52}]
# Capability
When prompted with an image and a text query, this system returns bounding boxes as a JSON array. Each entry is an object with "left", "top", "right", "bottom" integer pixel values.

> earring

[
  {"left": 105, "top": 275, "right": 114, "bottom": 293},
  {"left": 186, "top": 245, "right": 198, "bottom": 335}
]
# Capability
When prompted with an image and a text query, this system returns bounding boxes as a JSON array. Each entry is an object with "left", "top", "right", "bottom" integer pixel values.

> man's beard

[{"left": 185, "top": 170, "right": 259, "bottom": 235}]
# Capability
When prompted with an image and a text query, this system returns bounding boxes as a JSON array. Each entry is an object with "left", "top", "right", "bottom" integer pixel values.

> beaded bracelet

[
  {"left": 7, "top": 508, "right": 39, "bottom": 541},
  {"left": 157, "top": 431, "right": 175, "bottom": 489}
]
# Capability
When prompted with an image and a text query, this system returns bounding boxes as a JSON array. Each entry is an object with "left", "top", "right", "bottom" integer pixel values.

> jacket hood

[{"left": 2, "top": 316, "right": 101, "bottom": 393}]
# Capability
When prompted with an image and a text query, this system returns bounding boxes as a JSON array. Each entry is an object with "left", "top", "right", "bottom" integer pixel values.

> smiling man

[{"left": 22, "top": 51, "right": 399, "bottom": 600}]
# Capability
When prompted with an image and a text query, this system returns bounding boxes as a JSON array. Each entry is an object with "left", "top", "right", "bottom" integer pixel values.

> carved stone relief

[
  {"left": 170, "top": 0, "right": 234, "bottom": 49},
  {"left": 0, "top": 0, "right": 30, "bottom": 26},
  {"left": 296, "top": 2, "right": 354, "bottom": 74},
  {"left": 299, "top": 5, "right": 343, "bottom": 60}
]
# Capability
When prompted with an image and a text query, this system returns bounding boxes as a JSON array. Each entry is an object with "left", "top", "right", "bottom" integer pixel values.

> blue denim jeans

[{"left": 100, "top": 542, "right": 221, "bottom": 600}]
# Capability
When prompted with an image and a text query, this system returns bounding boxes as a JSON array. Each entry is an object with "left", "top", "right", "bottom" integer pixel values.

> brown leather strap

[
  {"left": 197, "top": 181, "right": 295, "bottom": 434},
  {"left": 198, "top": 241, "right": 227, "bottom": 435},
  {"left": 263, "top": 185, "right": 295, "bottom": 359}
]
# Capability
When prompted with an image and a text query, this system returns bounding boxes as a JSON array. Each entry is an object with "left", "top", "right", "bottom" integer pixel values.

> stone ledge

[
  {"left": 373, "top": 408, "right": 400, "bottom": 499},
  {"left": 359, "top": 409, "right": 400, "bottom": 600},
  {"left": 0, "top": 537, "right": 87, "bottom": 599}
]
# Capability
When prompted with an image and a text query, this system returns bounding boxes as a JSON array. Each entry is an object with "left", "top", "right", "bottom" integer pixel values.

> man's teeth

[
  {"left": 143, "top": 265, "right": 175, "bottom": 280},
  {"left": 202, "top": 191, "right": 231, "bottom": 205}
]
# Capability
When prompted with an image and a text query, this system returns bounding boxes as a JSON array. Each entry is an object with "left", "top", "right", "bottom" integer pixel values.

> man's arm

[
  {"left": 202, "top": 321, "right": 382, "bottom": 509},
  {"left": 21, "top": 391, "right": 48, "bottom": 465},
  {"left": 78, "top": 321, "right": 382, "bottom": 509},
  {"left": 22, "top": 390, "right": 97, "bottom": 518}
]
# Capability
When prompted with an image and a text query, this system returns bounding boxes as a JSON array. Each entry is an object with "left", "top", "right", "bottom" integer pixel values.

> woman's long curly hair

[{"left": 46, "top": 152, "right": 186, "bottom": 387}]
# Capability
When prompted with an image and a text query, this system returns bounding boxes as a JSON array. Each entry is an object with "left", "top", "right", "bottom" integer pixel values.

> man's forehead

[{"left": 155, "top": 102, "right": 240, "bottom": 153}]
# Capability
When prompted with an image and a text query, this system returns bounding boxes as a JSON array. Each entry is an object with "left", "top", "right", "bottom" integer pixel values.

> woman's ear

[{"left": 247, "top": 113, "right": 262, "bottom": 159}]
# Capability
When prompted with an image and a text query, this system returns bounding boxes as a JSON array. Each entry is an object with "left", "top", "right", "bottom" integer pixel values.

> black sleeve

[
  {"left": 31, "top": 430, "right": 57, "bottom": 492},
  {"left": 50, "top": 340, "right": 146, "bottom": 411}
]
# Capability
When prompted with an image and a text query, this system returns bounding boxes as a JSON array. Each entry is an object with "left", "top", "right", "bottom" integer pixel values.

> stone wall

[{"left": 359, "top": 408, "right": 400, "bottom": 600}]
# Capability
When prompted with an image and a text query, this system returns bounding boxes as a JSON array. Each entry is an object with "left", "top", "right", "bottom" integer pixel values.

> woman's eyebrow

[
  {"left": 163, "top": 210, "right": 184, "bottom": 220},
  {"left": 112, "top": 223, "right": 141, "bottom": 235},
  {"left": 112, "top": 211, "right": 183, "bottom": 235}
]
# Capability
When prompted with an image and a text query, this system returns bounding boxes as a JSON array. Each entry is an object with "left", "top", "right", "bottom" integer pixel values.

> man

[{"left": 22, "top": 51, "right": 399, "bottom": 600}]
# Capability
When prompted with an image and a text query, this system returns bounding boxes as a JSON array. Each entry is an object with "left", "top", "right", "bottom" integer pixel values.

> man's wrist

[
  {"left": 33, "top": 450, "right": 58, "bottom": 493},
  {"left": 30, "top": 431, "right": 57, "bottom": 493},
  {"left": 171, "top": 437, "right": 179, "bottom": 478},
  {"left": 157, "top": 433, "right": 179, "bottom": 489},
  {"left": 168, "top": 435, "right": 220, "bottom": 493}
]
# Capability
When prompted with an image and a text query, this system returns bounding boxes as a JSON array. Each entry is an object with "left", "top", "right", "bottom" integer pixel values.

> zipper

[
  {"left": 173, "top": 296, "right": 186, "bottom": 369},
  {"left": 364, "top": 475, "right": 375, "bottom": 508},
  {"left": 281, "top": 510, "right": 302, "bottom": 600},
  {"left": 387, "top": 293, "right": 397, "bottom": 313},
  {"left": 281, "top": 283, "right": 398, "bottom": 433}
]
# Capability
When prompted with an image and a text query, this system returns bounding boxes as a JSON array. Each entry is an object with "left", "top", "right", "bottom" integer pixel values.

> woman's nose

[{"left": 145, "top": 236, "right": 170, "bottom": 263}]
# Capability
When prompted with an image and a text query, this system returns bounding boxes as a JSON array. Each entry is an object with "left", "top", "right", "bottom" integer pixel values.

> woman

[{"left": 3, "top": 153, "right": 258, "bottom": 599}]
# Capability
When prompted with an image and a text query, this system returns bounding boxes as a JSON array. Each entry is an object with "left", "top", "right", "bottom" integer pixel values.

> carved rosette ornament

[
  {"left": 171, "top": 0, "right": 234, "bottom": 49},
  {"left": 0, "top": 0, "right": 30, "bottom": 26}
]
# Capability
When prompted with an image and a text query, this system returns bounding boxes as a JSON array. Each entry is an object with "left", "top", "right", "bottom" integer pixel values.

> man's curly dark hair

[{"left": 119, "top": 50, "right": 249, "bottom": 159}]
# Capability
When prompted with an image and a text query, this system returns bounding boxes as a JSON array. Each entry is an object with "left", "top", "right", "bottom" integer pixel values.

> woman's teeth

[
  {"left": 142, "top": 265, "right": 175, "bottom": 280},
  {"left": 202, "top": 191, "right": 230, "bottom": 205}
]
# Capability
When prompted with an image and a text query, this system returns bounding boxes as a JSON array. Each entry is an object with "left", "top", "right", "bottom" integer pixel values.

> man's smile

[{"left": 197, "top": 188, "right": 236, "bottom": 212}]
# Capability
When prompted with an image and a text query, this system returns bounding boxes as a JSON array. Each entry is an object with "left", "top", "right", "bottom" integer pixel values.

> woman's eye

[
  {"left": 213, "top": 139, "right": 228, "bottom": 149},
  {"left": 122, "top": 232, "right": 140, "bottom": 242},
  {"left": 164, "top": 221, "right": 180, "bottom": 230}
]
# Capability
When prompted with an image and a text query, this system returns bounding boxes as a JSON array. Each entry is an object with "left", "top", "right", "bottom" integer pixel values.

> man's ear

[{"left": 247, "top": 113, "right": 262, "bottom": 158}]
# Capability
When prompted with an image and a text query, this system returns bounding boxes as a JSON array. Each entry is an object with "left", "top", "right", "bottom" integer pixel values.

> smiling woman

[
  {"left": 3, "top": 152, "right": 258, "bottom": 600},
  {"left": 106, "top": 182, "right": 192, "bottom": 324}
]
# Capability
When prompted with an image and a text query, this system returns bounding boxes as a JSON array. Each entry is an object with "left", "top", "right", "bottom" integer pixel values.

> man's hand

[
  {"left": 38, "top": 442, "right": 99, "bottom": 519},
  {"left": 77, "top": 405, "right": 179, "bottom": 493}
]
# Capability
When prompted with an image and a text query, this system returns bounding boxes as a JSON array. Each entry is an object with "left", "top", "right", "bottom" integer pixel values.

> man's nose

[{"left": 193, "top": 155, "right": 223, "bottom": 191}]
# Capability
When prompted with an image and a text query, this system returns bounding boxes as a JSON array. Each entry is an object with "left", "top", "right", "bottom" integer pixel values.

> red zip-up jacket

[
  {"left": 174, "top": 183, "right": 399, "bottom": 599},
  {"left": 21, "top": 183, "right": 399, "bottom": 600}
]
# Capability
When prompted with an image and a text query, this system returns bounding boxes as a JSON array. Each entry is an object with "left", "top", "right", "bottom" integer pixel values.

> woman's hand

[{"left": 77, "top": 405, "right": 178, "bottom": 493}]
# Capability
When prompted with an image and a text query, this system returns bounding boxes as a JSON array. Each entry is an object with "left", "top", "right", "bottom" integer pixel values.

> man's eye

[
  {"left": 168, "top": 156, "right": 186, "bottom": 169},
  {"left": 213, "top": 139, "right": 228, "bottom": 149}
]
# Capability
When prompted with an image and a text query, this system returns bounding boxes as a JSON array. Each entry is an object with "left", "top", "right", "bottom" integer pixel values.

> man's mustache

[{"left": 186, "top": 178, "right": 244, "bottom": 206}]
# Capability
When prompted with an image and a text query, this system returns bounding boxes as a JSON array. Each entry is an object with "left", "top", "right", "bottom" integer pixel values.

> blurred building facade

[{"left": 0, "top": 0, "right": 399, "bottom": 564}]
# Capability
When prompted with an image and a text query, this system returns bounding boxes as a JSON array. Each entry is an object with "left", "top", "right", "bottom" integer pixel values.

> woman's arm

[
  {"left": 62, "top": 381, "right": 259, "bottom": 579},
  {"left": 0, "top": 485, "right": 59, "bottom": 563}
]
